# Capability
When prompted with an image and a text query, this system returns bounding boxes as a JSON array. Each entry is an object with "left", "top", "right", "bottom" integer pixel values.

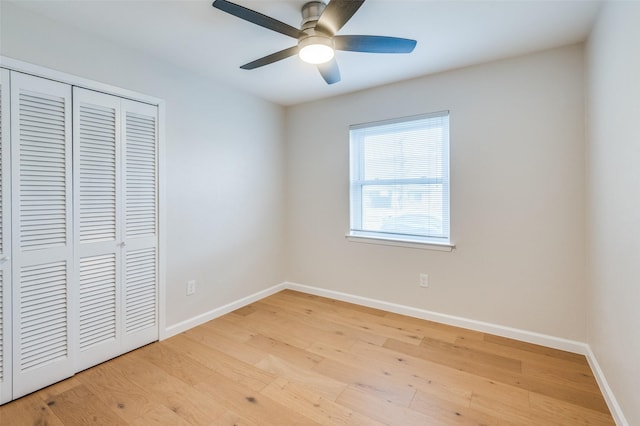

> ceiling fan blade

[
  {"left": 334, "top": 35, "right": 417, "bottom": 53},
  {"left": 212, "top": 0, "right": 303, "bottom": 39},
  {"left": 317, "top": 58, "right": 341, "bottom": 84},
  {"left": 240, "top": 46, "right": 299, "bottom": 70},
  {"left": 315, "top": 0, "right": 365, "bottom": 36}
]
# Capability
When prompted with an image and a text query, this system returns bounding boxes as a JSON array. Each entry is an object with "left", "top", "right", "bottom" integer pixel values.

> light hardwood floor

[{"left": 0, "top": 290, "right": 614, "bottom": 425}]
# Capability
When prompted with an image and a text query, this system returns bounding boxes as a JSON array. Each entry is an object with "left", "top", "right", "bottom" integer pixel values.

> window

[{"left": 349, "top": 111, "right": 450, "bottom": 247}]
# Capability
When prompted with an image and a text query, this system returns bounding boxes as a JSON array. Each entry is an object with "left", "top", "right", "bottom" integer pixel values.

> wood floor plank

[
  {"left": 75, "top": 359, "right": 157, "bottom": 423},
  {"left": 336, "top": 385, "right": 433, "bottom": 425},
  {"left": 0, "top": 391, "right": 65, "bottom": 426},
  {"left": 528, "top": 391, "right": 615, "bottom": 425},
  {"left": 521, "top": 359, "right": 603, "bottom": 394},
  {"left": 245, "top": 333, "right": 324, "bottom": 370},
  {"left": 410, "top": 389, "right": 517, "bottom": 426},
  {"left": 194, "top": 372, "right": 321, "bottom": 425},
  {"left": 281, "top": 289, "right": 387, "bottom": 317},
  {"left": 454, "top": 334, "right": 594, "bottom": 374},
  {"left": 315, "top": 332, "right": 581, "bottom": 420},
  {"left": 275, "top": 291, "right": 425, "bottom": 345},
  {"left": 484, "top": 333, "right": 587, "bottom": 364},
  {"left": 215, "top": 410, "right": 260, "bottom": 426},
  {"left": 34, "top": 376, "right": 83, "bottom": 403},
  {"left": 261, "top": 377, "right": 386, "bottom": 426},
  {"left": 453, "top": 337, "right": 603, "bottom": 399},
  {"left": 353, "top": 338, "right": 534, "bottom": 410},
  {"left": 161, "top": 333, "right": 276, "bottom": 392},
  {"left": 313, "top": 357, "right": 417, "bottom": 406},
  {"left": 225, "top": 308, "right": 318, "bottom": 350},
  {"left": 384, "top": 311, "right": 486, "bottom": 343},
  {"left": 183, "top": 323, "right": 269, "bottom": 365},
  {"left": 309, "top": 340, "right": 475, "bottom": 407},
  {"left": 255, "top": 354, "right": 347, "bottom": 401},
  {"left": 310, "top": 326, "right": 608, "bottom": 420},
  {"left": 44, "top": 384, "right": 128, "bottom": 425},
  {"left": 106, "top": 353, "right": 229, "bottom": 424},
  {"left": 1, "top": 290, "right": 614, "bottom": 425},
  {"left": 468, "top": 389, "right": 533, "bottom": 424},
  {"left": 385, "top": 336, "right": 611, "bottom": 414},
  {"left": 131, "top": 341, "right": 216, "bottom": 386},
  {"left": 127, "top": 404, "right": 194, "bottom": 426},
  {"left": 387, "top": 336, "right": 523, "bottom": 374},
  {"left": 200, "top": 313, "right": 259, "bottom": 342},
  {"left": 250, "top": 299, "right": 376, "bottom": 350},
  {"left": 254, "top": 297, "right": 388, "bottom": 347},
  {"left": 232, "top": 304, "right": 259, "bottom": 317},
  {"left": 251, "top": 301, "right": 362, "bottom": 350}
]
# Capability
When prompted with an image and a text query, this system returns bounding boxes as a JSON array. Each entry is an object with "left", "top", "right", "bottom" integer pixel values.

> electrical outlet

[
  {"left": 419, "top": 273, "right": 429, "bottom": 288},
  {"left": 187, "top": 280, "right": 196, "bottom": 296}
]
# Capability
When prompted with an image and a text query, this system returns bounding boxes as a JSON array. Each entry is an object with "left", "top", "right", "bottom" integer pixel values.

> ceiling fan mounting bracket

[{"left": 301, "top": 1, "right": 327, "bottom": 34}]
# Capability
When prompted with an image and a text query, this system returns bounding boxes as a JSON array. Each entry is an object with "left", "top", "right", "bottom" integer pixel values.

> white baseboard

[
  {"left": 584, "top": 346, "right": 629, "bottom": 426},
  {"left": 284, "top": 282, "right": 587, "bottom": 354},
  {"left": 161, "top": 282, "right": 286, "bottom": 339},
  {"left": 161, "top": 280, "right": 627, "bottom": 425},
  {"left": 162, "top": 280, "right": 584, "bottom": 352}
]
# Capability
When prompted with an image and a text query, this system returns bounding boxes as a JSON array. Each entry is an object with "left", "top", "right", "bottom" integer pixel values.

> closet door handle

[
  {"left": 118, "top": 242, "right": 126, "bottom": 248},
  {"left": 0, "top": 256, "right": 9, "bottom": 265}
]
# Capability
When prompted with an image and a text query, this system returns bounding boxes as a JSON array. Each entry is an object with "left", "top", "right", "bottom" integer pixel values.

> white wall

[
  {"left": 0, "top": 3, "right": 286, "bottom": 328},
  {"left": 586, "top": 2, "right": 640, "bottom": 424},
  {"left": 285, "top": 45, "right": 587, "bottom": 341}
]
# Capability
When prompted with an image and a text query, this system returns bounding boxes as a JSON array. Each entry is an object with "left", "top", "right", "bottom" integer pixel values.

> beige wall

[
  {"left": 285, "top": 45, "right": 587, "bottom": 341},
  {"left": 0, "top": 3, "right": 286, "bottom": 328},
  {"left": 586, "top": 1, "right": 640, "bottom": 424}
]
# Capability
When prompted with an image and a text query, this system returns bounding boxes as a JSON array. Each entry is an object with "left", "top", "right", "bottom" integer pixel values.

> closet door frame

[
  {"left": 0, "top": 67, "right": 12, "bottom": 405},
  {"left": 1, "top": 56, "right": 166, "bottom": 349}
]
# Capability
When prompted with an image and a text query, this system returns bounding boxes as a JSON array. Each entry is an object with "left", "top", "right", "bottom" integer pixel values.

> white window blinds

[{"left": 349, "top": 111, "right": 450, "bottom": 244}]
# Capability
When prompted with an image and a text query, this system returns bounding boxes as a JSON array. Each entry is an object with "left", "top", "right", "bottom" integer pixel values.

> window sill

[{"left": 345, "top": 233, "right": 455, "bottom": 252}]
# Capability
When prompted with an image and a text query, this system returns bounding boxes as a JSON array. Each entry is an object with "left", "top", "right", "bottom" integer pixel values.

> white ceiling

[{"left": 9, "top": 0, "right": 602, "bottom": 106}]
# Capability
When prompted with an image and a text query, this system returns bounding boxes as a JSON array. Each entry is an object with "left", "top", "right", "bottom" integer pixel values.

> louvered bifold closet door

[
  {"left": 10, "top": 72, "right": 74, "bottom": 398},
  {"left": 72, "top": 88, "right": 123, "bottom": 371},
  {"left": 121, "top": 100, "right": 158, "bottom": 352},
  {"left": 0, "top": 69, "right": 13, "bottom": 404}
]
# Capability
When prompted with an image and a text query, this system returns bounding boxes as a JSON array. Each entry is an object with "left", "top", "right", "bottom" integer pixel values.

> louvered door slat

[
  {"left": 18, "top": 88, "right": 68, "bottom": 252},
  {"left": 78, "top": 101, "right": 116, "bottom": 243},
  {"left": 19, "top": 261, "right": 68, "bottom": 371},
  {"left": 79, "top": 254, "right": 116, "bottom": 351},
  {"left": 125, "top": 247, "right": 156, "bottom": 334},
  {"left": 125, "top": 111, "right": 156, "bottom": 238}
]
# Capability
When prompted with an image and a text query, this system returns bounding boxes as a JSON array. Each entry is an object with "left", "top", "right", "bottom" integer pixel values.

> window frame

[{"left": 348, "top": 111, "right": 454, "bottom": 250}]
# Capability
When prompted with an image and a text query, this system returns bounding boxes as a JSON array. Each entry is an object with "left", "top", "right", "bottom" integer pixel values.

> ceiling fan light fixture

[
  {"left": 213, "top": 0, "right": 417, "bottom": 85},
  {"left": 298, "top": 35, "right": 334, "bottom": 64}
]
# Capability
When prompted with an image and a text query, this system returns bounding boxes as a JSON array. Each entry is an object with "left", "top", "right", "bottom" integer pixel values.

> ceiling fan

[{"left": 212, "top": 0, "right": 417, "bottom": 84}]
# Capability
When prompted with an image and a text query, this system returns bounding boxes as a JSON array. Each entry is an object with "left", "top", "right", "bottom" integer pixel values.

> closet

[{"left": 0, "top": 68, "right": 160, "bottom": 404}]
